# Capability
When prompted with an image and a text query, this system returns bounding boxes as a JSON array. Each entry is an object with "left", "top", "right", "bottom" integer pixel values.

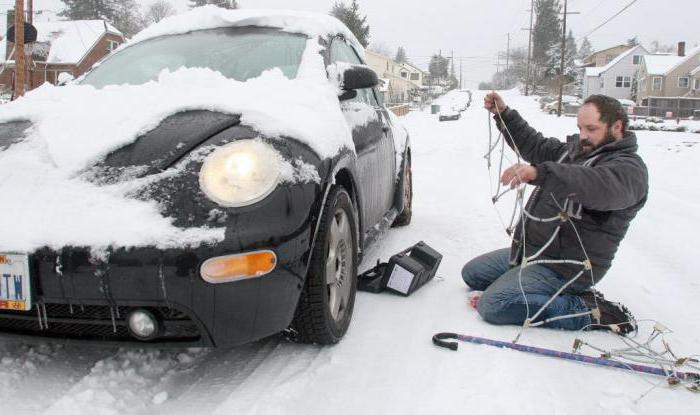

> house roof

[
  {"left": 30, "top": 20, "right": 122, "bottom": 65},
  {"left": 584, "top": 45, "right": 646, "bottom": 77},
  {"left": 399, "top": 61, "right": 424, "bottom": 74},
  {"left": 643, "top": 46, "right": 700, "bottom": 76},
  {"left": 584, "top": 44, "right": 630, "bottom": 63}
]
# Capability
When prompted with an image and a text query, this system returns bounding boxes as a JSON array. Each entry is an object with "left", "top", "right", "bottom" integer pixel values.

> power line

[{"left": 581, "top": 0, "right": 638, "bottom": 39}]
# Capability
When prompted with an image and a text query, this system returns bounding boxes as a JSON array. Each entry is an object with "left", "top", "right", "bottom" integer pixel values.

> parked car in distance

[
  {"left": 618, "top": 99, "right": 636, "bottom": 114},
  {"left": 439, "top": 106, "right": 461, "bottom": 121},
  {"left": 544, "top": 95, "right": 582, "bottom": 114}
]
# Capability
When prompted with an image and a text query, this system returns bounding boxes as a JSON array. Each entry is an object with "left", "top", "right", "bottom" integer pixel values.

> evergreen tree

[
  {"left": 578, "top": 37, "right": 593, "bottom": 60},
  {"left": 544, "top": 29, "right": 577, "bottom": 80},
  {"left": 189, "top": 0, "right": 238, "bottom": 8},
  {"left": 630, "top": 68, "right": 640, "bottom": 101},
  {"left": 395, "top": 46, "right": 407, "bottom": 64},
  {"left": 428, "top": 54, "right": 449, "bottom": 82},
  {"left": 60, "top": 0, "right": 117, "bottom": 20},
  {"left": 330, "top": 1, "right": 370, "bottom": 47},
  {"left": 532, "top": 0, "right": 561, "bottom": 84},
  {"left": 627, "top": 36, "right": 639, "bottom": 47}
]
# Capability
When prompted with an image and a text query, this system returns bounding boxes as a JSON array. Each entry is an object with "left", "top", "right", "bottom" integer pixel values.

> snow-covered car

[
  {"left": 617, "top": 99, "right": 636, "bottom": 114},
  {"left": 439, "top": 107, "right": 461, "bottom": 121},
  {"left": 544, "top": 95, "right": 582, "bottom": 114},
  {"left": 0, "top": 8, "right": 412, "bottom": 347}
]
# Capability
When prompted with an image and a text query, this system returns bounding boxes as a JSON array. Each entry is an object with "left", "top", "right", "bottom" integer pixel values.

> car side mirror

[
  {"left": 342, "top": 64, "right": 378, "bottom": 90},
  {"left": 328, "top": 63, "right": 378, "bottom": 93}
]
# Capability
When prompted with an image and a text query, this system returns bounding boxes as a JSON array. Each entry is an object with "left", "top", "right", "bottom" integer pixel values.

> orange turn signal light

[{"left": 200, "top": 250, "right": 277, "bottom": 284}]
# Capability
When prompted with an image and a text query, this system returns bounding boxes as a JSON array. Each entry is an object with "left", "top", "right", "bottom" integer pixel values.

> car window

[
  {"left": 81, "top": 27, "right": 307, "bottom": 88},
  {"left": 329, "top": 39, "right": 376, "bottom": 106}
]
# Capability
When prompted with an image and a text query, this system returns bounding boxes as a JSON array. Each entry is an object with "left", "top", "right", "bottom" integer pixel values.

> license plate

[{"left": 0, "top": 253, "right": 32, "bottom": 311}]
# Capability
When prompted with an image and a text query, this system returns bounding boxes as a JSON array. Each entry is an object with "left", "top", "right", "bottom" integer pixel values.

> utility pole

[
  {"left": 494, "top": 54, "right": 502, "bottom": 89},
  {"left": 557, "top": 0, "right": 579, "bottom": 116},
  {"left": 523, "top": 0, "right": 535, "bottom": 96},
  {"left": 28, "top": 0, "right": 34, "bottom": 89},
  {"left": 506, "top": 33, "right": 511, "bottom": 72},
  {"left": 14, "top": 0, "right": 26, "bottom": 99}
]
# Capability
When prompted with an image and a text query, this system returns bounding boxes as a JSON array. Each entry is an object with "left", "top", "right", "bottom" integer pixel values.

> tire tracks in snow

[
  {"left": 0, "top": 341, "right": 119, "bottom": 414},
  {"left": 150, "top": 337, "right": 327, "bottom": 415}
]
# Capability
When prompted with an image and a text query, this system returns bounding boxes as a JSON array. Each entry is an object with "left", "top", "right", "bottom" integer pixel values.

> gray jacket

[{"left": 496, "top": 109, "right": 648, "bottom": 290}]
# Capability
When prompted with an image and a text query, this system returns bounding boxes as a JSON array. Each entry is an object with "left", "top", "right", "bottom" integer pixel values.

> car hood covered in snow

[{"left": 0, "top": 64, "right": 352, "bottom": 253}]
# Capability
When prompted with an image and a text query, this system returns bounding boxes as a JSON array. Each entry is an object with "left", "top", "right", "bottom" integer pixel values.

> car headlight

[{"left": 199, "top": 139, "right": 282, "bottom": 207}]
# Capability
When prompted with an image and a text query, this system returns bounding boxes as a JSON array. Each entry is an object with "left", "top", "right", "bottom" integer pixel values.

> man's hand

[
  {"left": 484, "top": 91, "right": 507, "bottom": 115},
  {"left": 501, "top": 164, "right": 538, "bottom": 188}
]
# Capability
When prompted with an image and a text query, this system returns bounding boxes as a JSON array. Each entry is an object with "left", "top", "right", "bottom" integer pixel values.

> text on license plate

[{"left": 0, "top": 253, "right": 32, "bottom": 311}]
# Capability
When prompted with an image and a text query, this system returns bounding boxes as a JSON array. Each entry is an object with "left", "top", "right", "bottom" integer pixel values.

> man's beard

[{"left": 580, "top": 128, "right": 616, "bottom": 154}]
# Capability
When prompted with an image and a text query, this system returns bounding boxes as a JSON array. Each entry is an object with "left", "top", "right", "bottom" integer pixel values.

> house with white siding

[{"left": 582, "top": 44, "right": 648, "bottom": 100}]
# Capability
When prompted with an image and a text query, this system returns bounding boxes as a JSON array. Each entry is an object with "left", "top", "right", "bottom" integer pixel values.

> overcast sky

[{"left": 4, "top": 0, "right": 699, "bottom": 88}]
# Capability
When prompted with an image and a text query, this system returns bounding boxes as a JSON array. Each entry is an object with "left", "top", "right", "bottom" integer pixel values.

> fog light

[
  {"left": 201, "top": 250, "right": 277, "bottom": 284},
  {"left": 127, "top": 309, "right": 158, "bottom": 341}
]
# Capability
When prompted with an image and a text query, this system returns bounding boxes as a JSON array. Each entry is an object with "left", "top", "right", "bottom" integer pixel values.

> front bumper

[{"left": 0, "top": 231, "right": 311, "bottom": 348}]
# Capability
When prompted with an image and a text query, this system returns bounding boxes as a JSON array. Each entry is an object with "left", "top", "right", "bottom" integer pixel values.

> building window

[
  {"left": 633, "top": 55, "right": 641, "bottom": 65},
  {"left": 410, "top": 73, "right": 419, "bottom": 81},
  {"left": 678, "top": 77, "right": 690, "bottom": 88},
  {"left": 106, "top": 40, "right": 120, "bottom": 53},
  {"left": 616, "top": 76, "right": 631, "bottom": 88},
  {"left": 599, "top": 78, "right": 604, "bottom": 89},
  {"left": 400, "top": 71, "right": 408, "bottom": 78},
  {"left": 652, "top": 77, "right": 662, "bottom": 90},
  {"left": 695, "top": 78, "right": 700, "bottom": 90}
]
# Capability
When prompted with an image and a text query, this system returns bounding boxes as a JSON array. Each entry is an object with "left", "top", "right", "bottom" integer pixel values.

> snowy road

[{"left": 2, "top": 90, "right": 699, "bottom": 414}]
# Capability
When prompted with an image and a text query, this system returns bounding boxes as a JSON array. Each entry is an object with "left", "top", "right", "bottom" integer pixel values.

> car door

[{"left": 329, "top": 37, "right": 396, "bottom": 234}]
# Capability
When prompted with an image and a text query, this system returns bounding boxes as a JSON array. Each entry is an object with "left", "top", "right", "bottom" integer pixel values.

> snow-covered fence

[
  {"left": 629, "top": 120, "right": 700, "bottom": 133},
  {"left": 388, "top": 104, "right": 409, "bottom": 117}
]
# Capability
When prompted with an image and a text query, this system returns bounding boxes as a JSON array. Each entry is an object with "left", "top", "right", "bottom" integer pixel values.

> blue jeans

[{"left": 462, "top": 248, "right": 592, "bottom": 330}]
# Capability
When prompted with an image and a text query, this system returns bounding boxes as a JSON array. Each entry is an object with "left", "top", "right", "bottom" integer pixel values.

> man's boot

[{"left": 581, "top": 289, "right": 637, "bottom": 335}]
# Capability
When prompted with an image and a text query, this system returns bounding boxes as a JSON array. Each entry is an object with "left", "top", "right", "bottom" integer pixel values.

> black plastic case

[{"left": 358, "top": 241, "right": 442, "bottom": 296}]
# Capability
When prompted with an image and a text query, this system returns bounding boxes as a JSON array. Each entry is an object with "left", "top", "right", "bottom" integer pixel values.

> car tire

[
  {"left": 393, "top": 154, "right": 412, "bottom": 227},
  {"left": 291, "top": 186, "right": 358, "bottom": 344}
]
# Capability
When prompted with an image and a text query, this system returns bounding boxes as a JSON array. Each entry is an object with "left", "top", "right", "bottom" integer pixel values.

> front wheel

[
  {"left": 291, "top": 186, "right": 358, "bottom": 344},
  {"left": 393, "top": 154, "right": 412, "bottom": 227}
]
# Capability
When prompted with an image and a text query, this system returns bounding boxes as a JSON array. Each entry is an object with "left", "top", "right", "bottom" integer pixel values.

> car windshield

[{"left": 81, "top": 27, "right": 308, "bottom": 88}]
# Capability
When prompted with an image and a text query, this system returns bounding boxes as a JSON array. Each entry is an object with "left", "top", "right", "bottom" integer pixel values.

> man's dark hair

[{"left": 583, "top": 94, "right": 629, "bottom": 134}]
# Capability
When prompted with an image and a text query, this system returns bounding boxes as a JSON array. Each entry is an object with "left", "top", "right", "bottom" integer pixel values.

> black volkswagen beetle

[{"left": 0, "top": 10, "right": 412, "bottom": 347}]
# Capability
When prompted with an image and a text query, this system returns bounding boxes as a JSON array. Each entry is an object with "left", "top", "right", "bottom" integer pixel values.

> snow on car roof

[{"left": 129, "top": 6, "right": 363, "bottom": 53}]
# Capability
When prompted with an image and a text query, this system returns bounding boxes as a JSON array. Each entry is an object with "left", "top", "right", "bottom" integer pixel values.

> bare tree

[
  {"left": 367, "top": 42, "right": 392, "bottom": 57},
  {"left": 145, "top": 0, "right": 176, "bottom": 24}
]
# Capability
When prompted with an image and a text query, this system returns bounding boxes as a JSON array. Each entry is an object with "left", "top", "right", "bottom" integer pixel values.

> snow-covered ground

[{"left": 2, "top": 89, "right": 698, "bottom": 414}]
